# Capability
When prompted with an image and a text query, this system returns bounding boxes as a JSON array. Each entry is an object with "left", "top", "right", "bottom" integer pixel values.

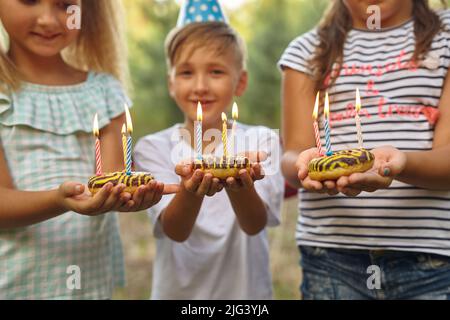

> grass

[{"left": 113, "top": 197, "right": 301, "bottom": 300}]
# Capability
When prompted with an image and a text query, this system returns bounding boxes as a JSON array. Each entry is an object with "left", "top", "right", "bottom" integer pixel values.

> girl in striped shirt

[{"left": 279, "top": 0, "right": 450, "bottom": 299}]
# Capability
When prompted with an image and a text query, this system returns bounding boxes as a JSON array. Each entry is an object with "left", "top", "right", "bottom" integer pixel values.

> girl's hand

[
  {"left": 296, "top": 147, "right": 339, "bottom": 195},
  {"left": 117, "top": 180, "right": 180, "bottom": 212},
  {"left": 175, "top": 163, "right": 223, "bottom": 197},
  {"left": 59, "top": 182, "right": 131, "bottom": 216},
  {"left": 336, "top": 146, "right": 407, "bottom": 197}
]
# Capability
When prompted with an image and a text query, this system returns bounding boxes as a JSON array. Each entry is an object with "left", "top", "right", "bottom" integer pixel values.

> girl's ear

[{"left": 234, "top": 70, "right": 248, "bottom": 97}]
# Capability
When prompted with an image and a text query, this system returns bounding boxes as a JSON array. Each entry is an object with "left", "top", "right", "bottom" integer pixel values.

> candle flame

[
  {"left": 222, "top": 112, "right": 227, "bottom": 122},
  {"left": 197, "top": 102, "right": 203, "bottom": 121},
  {"left": 355, "top": 88, "right": 361, "bottom": 113},
  {"left": 124, "top": 104, "right": 133, "bottom": 134},
  {"left": 324, "top": 91, "right": 330, "bottom": 118},
  {"left": 93, "top": 113, "right": 99, "bottom": 137},
  {"left": 121, "top": 123, "right": 127, "bottom": 135},
  {"left": 232, "top": 102, "right": 239, "bottom": 120},
  {"left": 312, "top": 92, "right": 320, "bottom": 120}
]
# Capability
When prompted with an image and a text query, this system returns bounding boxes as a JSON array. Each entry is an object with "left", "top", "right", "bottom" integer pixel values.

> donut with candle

[
  {"left": 88, "top": 171, "right": 154, "bottom": 195},
  {"left": 194, "top": 155, "right": 251, "bottom": 180},
  {"left": 308, "top": 148, "right": 375, "bottom": 181}
]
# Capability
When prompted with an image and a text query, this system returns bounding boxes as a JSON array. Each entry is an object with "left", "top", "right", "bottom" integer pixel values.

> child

[
  {"left": 134, "top": 0, "right": 284, "bottom": 300},
  {"left": 0, "top": 0, "right": 175, "bottom": 299},
  {"left": 279, "top": 0, "right": 450, "bottom": 299}
]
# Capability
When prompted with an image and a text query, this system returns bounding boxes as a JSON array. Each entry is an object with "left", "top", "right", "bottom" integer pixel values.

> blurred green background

[{"left": 115, "top": 0, "right": 449, "bottom": 300}]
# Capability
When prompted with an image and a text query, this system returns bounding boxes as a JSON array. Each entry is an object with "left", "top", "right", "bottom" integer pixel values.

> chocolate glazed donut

[
  {"left": 88, "top": 171, "right": 154, "bottom": 195},
  {"left": 308, "top": 148, "right": 375, "bottom": 181},
  {"left": 194, "top": 155, "right": 251, "bottom": 180}
]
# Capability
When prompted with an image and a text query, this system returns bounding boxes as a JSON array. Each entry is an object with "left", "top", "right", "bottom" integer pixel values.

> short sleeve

[
  {"left": 134, "top": 133, "right": 179, "bottom": 238},
  {"left": 277, "top": 29, "right": 319, "bottom": 76},
  {"left": 93, "top": 73, "right": 133, "bottom": 129},
  {"left": 248, "top": 127, "right": 285, "bottom": 227}
]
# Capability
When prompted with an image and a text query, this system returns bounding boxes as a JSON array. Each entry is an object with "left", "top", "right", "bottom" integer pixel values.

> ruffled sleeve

[{"left": 0, "top": 72, "right": 131, "bottom": 135}]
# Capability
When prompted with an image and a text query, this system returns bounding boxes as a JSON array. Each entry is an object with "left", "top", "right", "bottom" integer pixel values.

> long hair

[
  {"left": 0, "top": 0, "right": 129, "bottom": 92},
  {"left": 310, "top": 0, "right": 447, "bottom": 92}
]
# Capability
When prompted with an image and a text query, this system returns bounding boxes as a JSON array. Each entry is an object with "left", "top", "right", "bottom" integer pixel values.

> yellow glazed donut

[
  {"left": 88, "top": 171, "right": 154, "bottom": 195},
  {"left": 308, "top": 148, "right": 375, "bottom": 181},
  {"left": 194, "top": 155, "right": 251, "bottom": 180}
]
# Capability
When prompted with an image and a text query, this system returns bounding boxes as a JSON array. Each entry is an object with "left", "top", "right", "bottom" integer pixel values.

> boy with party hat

[{"left": 134, "top": 0, "right": 284, "bottom": 300}]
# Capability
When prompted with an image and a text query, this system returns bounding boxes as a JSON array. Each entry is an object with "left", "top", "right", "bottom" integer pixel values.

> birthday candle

[
  {"left": 196, "top": 102, "right": 203, "bottom": 161},
  {"left": 93, "top": 113, "right": 102, "bottom": 176},
  {"left": 222, "top": 112, "right": 228, "bottom": 159},
  {"left": 355, "top": 88, "right": 364, "bottom": 149},
  {"left": 312, "top": 92, "right": 324, "bottom": 156},
  {"left": 125, "top": 105, "right": 133, "bottom": 175},
  {"left": 121, "top": 124, "right": 128, "bottom": 172},
  {"left": 229, "top": 102, "right": 238, "bottom": 156},
  {"left": 324, "top": 92, "right": 333, "bottom": 156}
]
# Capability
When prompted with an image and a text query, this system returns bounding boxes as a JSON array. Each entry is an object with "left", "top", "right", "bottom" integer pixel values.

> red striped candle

[{"left": 93, "top": 113, "right": 103, "bottom": 176}]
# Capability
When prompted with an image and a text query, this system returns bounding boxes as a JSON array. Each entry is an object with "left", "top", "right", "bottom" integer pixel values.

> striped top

[{"left": 278, "top": 10, "right": 450, "bottom": 256}]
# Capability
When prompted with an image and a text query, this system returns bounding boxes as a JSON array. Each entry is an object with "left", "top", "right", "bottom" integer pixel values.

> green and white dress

[{"left": 0, "top": 72, "right": 129, "bottom": 299}]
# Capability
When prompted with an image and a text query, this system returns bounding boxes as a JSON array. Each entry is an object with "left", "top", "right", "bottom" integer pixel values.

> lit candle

[
  {"left": 324, "top": 92, "right": 333, "bottom": 156},
  {"left": 229, "top": 102, "right": 238, "bottom": 156},
  {"left": 196, "top": 102, "right": 203, "bottom": 161},
  {"left": 125, "top": 104, "right": 133, "bottom": 175},
  {"left": 355, "top": 88, "right": 364, "bottom": 149},
  {"left": 93, "top": 113, "right": 102, "bottom": 176},
  {"left": 222, "top": 112, "right": 228, "bottom": 159},
  {"left": 312, "top": 92, "right": 324, "bottom": 157},
  {"left": 121, "top": 124, "right": 128, "bottom": 172}
]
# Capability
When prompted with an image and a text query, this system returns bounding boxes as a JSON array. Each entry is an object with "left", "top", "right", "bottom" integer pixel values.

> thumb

[{"left": 60, "top": 182, "right": 85, "bottom": 198}]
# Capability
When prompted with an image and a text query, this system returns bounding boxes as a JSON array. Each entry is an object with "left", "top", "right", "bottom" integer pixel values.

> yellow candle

[{"left": 222, "top": 112, "right": 228, "bottom": 159}]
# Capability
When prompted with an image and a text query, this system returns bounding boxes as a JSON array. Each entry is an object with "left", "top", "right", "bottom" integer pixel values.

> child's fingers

[
  {"left": 196, "top": 173, "right": 212, "bottom": 196},
  {"left": 175, "top": 163, "right": 193, "bottom": 177},
  {"left": 88, "top": 183, "right": 114, "bottom": 213},
  {"left": 301, "top": 177, "right": 324, "bottom": 192},
  {"left": 239, "top": 170, "right": 254, "bottom": 188},
  {"left": 206, "top": 178, "right": 221, "bottom": 196},
  {"left": 251, "top": 164, "right": 265, "bottom": 181},
  {"left": 102, "top": 184, "right": 127, "bottom": 211},
  {"left": 184, "top": 170, "right": 204, "bottom": 193},
  {"left": 163, "top": 184, "right": 180, "bottom": 195}
]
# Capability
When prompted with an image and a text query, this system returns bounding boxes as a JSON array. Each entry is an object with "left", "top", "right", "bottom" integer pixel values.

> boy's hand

[
  {"left": 175, "top": 163, "right": 223, "bottom": 197},
  {"left": 296, "top": 147, "right": 339, "bottom": 195},
  {"left": 59, "top": 182, "right": 131, "bottom": 216},
  {"left": 117, "top": 180, "right": 180, "bottom": 212},
  {"left": 225, "top": 163, "right": 265, "bottom": 192},
  {"left": 336, "top": 146, "right": 407, "bottom": 197}
]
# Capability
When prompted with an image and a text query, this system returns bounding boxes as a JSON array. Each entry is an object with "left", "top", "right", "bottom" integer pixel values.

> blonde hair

[
  {"left": 0, "top": 0, "right": 129, "bottom": 92},
  {"left": 165, "top": 22, "right": 247, "bottom": 72}
]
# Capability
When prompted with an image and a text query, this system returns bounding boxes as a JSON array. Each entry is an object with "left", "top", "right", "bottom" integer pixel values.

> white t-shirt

[
  {"left": 134, "top": 123, "right": 284, "bottom": 299},
  {"left": 278, "top": 10, "right": 450, "bottom": 256}
]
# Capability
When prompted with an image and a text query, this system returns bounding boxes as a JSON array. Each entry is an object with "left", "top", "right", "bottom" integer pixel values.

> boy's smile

[{"left": 168, "top": 43, "right": 247, "bottom": 131}]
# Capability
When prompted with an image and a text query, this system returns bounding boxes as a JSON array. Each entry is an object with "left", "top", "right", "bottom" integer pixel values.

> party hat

[{"left": 177, "top": 0, "right": 228, "bottom": 27}]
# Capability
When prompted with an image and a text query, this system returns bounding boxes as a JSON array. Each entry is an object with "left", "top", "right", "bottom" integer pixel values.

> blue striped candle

[{"left": 324, "top": 92, "right": 333, "bottom": 156}]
